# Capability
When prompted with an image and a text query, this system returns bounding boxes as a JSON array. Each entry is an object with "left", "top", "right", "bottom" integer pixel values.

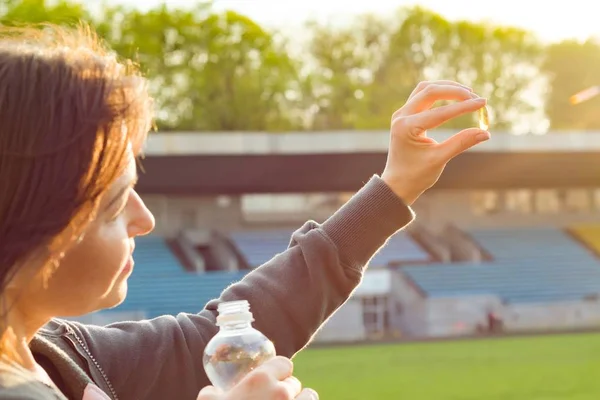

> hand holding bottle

[
  {"left": 197, "top": 356, "right": 319, "bottom": 400},
  {"left": 201, "top": 301, "right": 318, "bottom": 399}
]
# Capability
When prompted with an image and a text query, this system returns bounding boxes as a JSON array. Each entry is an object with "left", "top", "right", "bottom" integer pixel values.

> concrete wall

[
  {"left": 142, "top": 194, "right": 245, "bottom": 237},
  {"left": 501, "top": 300, "right": 600, "bottom": 331},
  {"left": 140, "top": 187, "right": 600, "bottom": 240},
  {"left": 140, "top": 192, "right": 350, "bottom": 237},
  {"left": 413, "top": 189, "right": 600, "bottom": 232},
  {"left": 313, "top": 299, "right": 366, "bottom": 343},
  {"left": 413, "top": 297, "right": 600, "bottom": 337},
  {"left": 423, "top": 295, "right": 503, "bottom": 337},
  {"left": 388, "top": 273, "right": 427, "bottom": 337},
  {"left": 314, "top": 292, "right": 600, "bottom": 342}
]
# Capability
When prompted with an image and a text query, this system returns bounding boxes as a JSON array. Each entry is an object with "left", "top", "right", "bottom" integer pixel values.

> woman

[{"left": 0, "top": 25, "right": 489, "bottom": 400}]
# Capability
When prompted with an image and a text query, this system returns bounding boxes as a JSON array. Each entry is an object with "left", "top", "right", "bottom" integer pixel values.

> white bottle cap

[{"left": 216, "top": 300, "right": 255, "bottom": 326}]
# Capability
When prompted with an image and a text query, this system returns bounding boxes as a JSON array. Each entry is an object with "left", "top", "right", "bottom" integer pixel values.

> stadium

[
  {"left": 75, "top": 129, "right": 600, "bottom": 398},
  {"left": 3, "top": 0, "right": 600, "bottom": 398}
]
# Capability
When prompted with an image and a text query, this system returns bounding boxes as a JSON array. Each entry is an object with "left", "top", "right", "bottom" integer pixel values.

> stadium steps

[
  {"left": 128, "top": 236, "right": 185, "bottom": 276},
  {"left": 196, "top": 245, "right": 222, "bottom": 272},
  {"left": 407, "top": 225, "right": 450, "bottom": 263},
  {"left": 443, "top": 224, "right": 488, "bottom": 262},
  {"left": 114, "top": 236, "right": 249, "bottom": 318},
  {"left": 228, "top": 229, "right": 293, "bottom": 268},
  {"left": 172, "top": 230, "right": 241, "bottom": 272},
  {"left": 370, "top": 230, "right": 432, "bottom": 267},
  {"left": 167, "top": 236, "right": 204, "bottom": 272}
]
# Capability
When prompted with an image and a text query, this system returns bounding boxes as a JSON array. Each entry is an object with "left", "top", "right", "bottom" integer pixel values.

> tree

[
  {"left": 543, "top": 39, "right": 600, "bottom": 130},
  {"left": 441, "top": 20, "right": 542, "bottom": 131},
  {"left": 359, "top": 7, "right": 451, "bottom": 129},
  {"left": 98, "top": 5, "right": 299, "bottom": 131},
  {"left": 305, "top": 7, "right": 543, "bottom": 132},
  {"left": 0, "top": 0, "right": 87, "bottom": 26},
  {"left": 0, "top": 1, "right": 300, "bottom": 131},
  {"left": 368, "top": 7, "right": 542, "bottom": 131},
  {"left": 303, "top": 14, "right": 390, "bottom": 130},
  {"left": 0, "top": 1, "right": 561, "bottom": 133}
]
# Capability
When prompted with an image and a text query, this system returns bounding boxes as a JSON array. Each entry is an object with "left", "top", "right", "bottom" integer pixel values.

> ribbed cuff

[{"left": 321, "top": 175, "right": 415, "bottom": 271}]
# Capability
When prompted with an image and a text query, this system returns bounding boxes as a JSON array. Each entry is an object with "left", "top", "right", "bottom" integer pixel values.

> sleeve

[
  {"left": 0, "top": 384, "right": 61, "bottom": 400},
  {"left": 68, "top": 176, "right": 415, "bottom": 400}
]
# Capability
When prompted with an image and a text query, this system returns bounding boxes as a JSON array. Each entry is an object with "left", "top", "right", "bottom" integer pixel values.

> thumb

[
  {"left": 436, "top": 128, "right": 490, "bottom": 162},
  {"left": 197, "top": 386, "right": 221, "bottom": 400}
]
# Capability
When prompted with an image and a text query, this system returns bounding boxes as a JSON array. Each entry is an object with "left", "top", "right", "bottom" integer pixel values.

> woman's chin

[
  {"left": 103, "top": 281, "right": 129, "bottom": 309},
  {"left": 84, "top": 281, "right": 129, "bottom": 313}
]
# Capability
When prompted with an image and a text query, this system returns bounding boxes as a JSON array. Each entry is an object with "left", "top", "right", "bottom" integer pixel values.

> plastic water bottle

[{"left": 203, "top": 300, "right": 276, "bottom": 391}]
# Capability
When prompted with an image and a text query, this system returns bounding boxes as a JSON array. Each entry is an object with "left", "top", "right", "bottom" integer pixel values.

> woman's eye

[
  {"left": 108, "top": 199, "right": 128, "bottom": 222},
  {"left": 108, "top": 207, "right": 125, "bottom": 222}
]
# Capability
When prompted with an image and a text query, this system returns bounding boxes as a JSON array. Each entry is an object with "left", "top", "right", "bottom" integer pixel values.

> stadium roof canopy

[
  {"left": 136, "top": 132, "right": 600, "bottom": 195},
  {"left": 143, "top": 131, "right": 600, "bottom": 156}
]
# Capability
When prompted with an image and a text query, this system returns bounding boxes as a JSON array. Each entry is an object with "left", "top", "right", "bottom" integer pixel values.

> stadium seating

[
  {"left": 120, "top": 227, "right": 600, "bottom": 316},
  {"left": 229, "top": 229, "right": 293, "bottom": 268},
  {"left": 230, "top": 229, "right": 430, "bottom": 268},
  {"left": 121, "top": 271, "right": 247, "bottom": 317},
  {"left": 116, "top": 236, "right": 248, "bottom": 318},
  {"left": 370, "top": 231, "right": 430, "bottom": 266},
  {"left": 129, "top": 235, "right": 185, "bottom": 276},
  {"left": 402, "top": 227, "right": 600, "bottom": 303},
  {"left": 117, "top": 229, "right": 429, "bottom": 318},
  {"left": 401, "top": 258, "right": 600, "bottom": 303},
  {"left": 467, "top": 227, "right": 596, "bottom": 261}
]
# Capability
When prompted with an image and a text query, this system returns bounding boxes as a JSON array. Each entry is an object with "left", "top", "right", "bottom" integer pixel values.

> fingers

[
  {"left": 257, "top": 356, "right": 294, "bottom": 381},
  {"left": 280, "top": 376, "right": 303, "bottom": 398},
  {"left": 296, "top": 388, "right": 320, "bottom": 400},
  {"left": 210, "top": 356, "right": 310, "bottom": 400},
  {"left": 402, "top": 84, "right": 478, "bottom": 115},
  {"left": 399, "top": 97, "right": 486, "bottom": 133},
  {"left": 436, "top": 127, "right": 490, "bottom": 162},
  {"left": 408, "top": 80, "right": 472, "bottom": 100}
]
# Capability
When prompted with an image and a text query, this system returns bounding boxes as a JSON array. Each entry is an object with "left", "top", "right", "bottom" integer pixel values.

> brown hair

[{"left": 0, "top": 24, "right": 153, "bottom": 290}]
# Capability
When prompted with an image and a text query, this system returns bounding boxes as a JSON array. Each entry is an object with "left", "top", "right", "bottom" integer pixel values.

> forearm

[{"left": 202, "top": 175, "right": 414, "bottom": 356}]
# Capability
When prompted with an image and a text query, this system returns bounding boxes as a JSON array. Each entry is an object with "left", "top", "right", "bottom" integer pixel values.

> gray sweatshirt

[{"left": 0, "top": 176, "right": 414, "bottom": 399}]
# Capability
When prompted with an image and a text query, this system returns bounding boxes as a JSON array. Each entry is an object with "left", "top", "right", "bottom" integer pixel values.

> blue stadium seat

[
  {"left": 230, "top": 229, "right": 430, "bottom": 268},
  {"left": 401, "top": 259, "right": 600, "bottom": 304},
  {"left": 114, "top": 236, "right": 249, "bottom": 318},
  {"left": 120, "top": 271, "right": 247, "bottom": 317},
  {"left": 400, "top": 227, "right": 600, "bottom": 304},
  {"left": 467, "top": 227, "right": 596, "bottom": 261},
  {"left": 229, "top": 229, "right": 294, "bottom": 267},
  {"left": 370, "top": 231, "right": 430, "bottom": 265},
  {"left": 130, "top": 235, "right": 183, "bottom": 276}
]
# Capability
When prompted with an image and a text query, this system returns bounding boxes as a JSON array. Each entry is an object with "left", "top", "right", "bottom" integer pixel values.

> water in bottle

[{"left": 203, "top": 300, "right": 276, "bottom": 391}]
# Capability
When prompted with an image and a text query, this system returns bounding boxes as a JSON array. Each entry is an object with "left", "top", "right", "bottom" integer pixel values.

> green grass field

[{"left": 293, "top": 333, "right": 600, "bottom": 399}]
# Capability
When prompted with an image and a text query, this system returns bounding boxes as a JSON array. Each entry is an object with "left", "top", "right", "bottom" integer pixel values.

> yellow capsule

[{"left": 478, "top": 106, "right": 489, "bottom": 131}]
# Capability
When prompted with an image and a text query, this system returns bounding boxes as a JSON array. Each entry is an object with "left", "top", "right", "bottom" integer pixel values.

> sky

[
  {"left": 90, "top": 0, "right": 599, "bottom": 43},
  {"left": 81, "top": 0, "right": 595, "bottom": 134}
]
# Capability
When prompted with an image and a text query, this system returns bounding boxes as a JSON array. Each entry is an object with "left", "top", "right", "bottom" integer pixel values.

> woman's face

[{"left": 15, "top": 152, "right": 155, "bottom": 319}]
